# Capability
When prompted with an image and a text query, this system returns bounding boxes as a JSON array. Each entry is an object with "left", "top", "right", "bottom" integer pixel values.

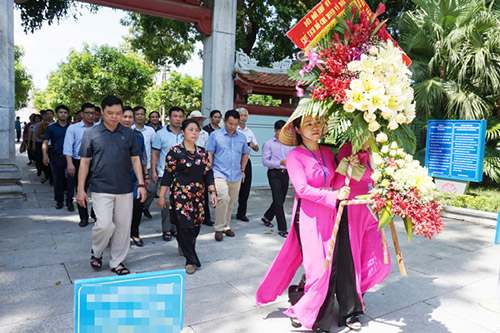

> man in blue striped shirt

[{"left": 63, "top": 103, "right": 97, "bottom": 226}]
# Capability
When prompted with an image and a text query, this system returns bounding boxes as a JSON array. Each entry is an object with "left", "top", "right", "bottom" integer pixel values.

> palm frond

[
  {"left": 444, "top": 81, "right": 493, "bottom": 119},
  {"left": 388, "top": 124, "right": 417, "bottom": 154},
  {"left": 483, "top": 146, "right": 500, "bottom": 183},
  {"left": 486, "top": 118, "right": 500, "bottom": 141}
]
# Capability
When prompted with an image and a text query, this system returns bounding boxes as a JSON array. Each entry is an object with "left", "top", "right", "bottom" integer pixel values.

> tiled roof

[{"left": 236, "top": 71, "right": 299, "bottom": 88}]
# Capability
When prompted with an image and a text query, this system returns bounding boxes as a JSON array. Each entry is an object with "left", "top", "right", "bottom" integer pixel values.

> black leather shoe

[
  {"left": 90, "top": 209, "right": 96, "bottom": 221},
  {"left": 237, "top": 215, "right": 249, "bottom": 222},
  {"left": 55, "top": 201, "right": 64, "bottom": 209},
  {"left": 67, "top": 202, "right": 75, "bottom": 212},
  {"left": 143, "top": 209, "right": 152, "bottom": 219},
  {"left": 79, "top": 218, "right": 89, "bottom": 227},
  {"left": 204, "top": 220, "right": 214, "bottom": 226},
  {"left": 131, "top": 237, "right": 144, "bottom": 247}
]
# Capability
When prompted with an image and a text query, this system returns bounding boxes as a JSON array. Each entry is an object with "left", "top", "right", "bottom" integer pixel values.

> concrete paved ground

[{"left": 1, "top": 144, "right": 500, "bottom": 332}]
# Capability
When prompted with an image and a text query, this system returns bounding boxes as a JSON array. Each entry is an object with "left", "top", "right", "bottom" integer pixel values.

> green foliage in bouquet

[{"left": 288, "top": 1, "right": 417, "bottom": 154}]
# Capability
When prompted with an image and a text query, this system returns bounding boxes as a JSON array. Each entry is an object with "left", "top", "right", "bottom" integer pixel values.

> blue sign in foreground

[
  {"left": 495, "top": 213, "right": 500, "bottom": 245},
  {"left": 425, "top": 120, "right": 487, "bottom": 182},
  {"left": 74, "top": 269, "right": 185, "bottom": 333}
]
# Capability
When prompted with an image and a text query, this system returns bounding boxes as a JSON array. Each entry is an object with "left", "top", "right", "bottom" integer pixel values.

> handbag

[
  {"left": 19, "top": 142, "right": 26, "bottom": 153},
  {"left": 288, "top": 273, "right": 306, "bottom": 305}
]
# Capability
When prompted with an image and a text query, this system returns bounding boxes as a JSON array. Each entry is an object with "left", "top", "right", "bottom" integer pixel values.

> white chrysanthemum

[
  {"left": 368, "top": 121, "right": 380, "bottom": 132},
  {"left": 388, "top": 120, "right": 399, "bottom": 130}
]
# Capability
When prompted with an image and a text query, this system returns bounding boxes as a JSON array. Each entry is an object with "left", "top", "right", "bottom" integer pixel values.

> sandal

[
  {"left": 290, "top": 317, "right": 302, "bottom": 328},
  {"left": 162, "top": 231, "right": 172, "bottom": 241},
  {"left": 90, "top": 251, "right": 102, "bottom": 270},
  {"left": 346, "top": 316, "right": 361, "bottom": 331},
  {"left": 261, "top": 217, "right": 273, "bottom": 228},
  {"left": 278, "top": 230, "right": 288, "bottom": 238},
  {"left": 111, "top": 263, "right": 130, "bottom": 276}
]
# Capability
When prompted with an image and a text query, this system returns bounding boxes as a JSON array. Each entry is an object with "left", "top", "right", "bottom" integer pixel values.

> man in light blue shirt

[
  {"left": 63, "top": 103, "right": 97, "bottom": 227},
  {"left": 206, "top": 110, "right": 250, "bottom": 241},
  {"left": 131, "top": 106, "right": 155, "bottom": 170},
  {"left": 146, "top": 106, "right": 184, "bottom": 241}
]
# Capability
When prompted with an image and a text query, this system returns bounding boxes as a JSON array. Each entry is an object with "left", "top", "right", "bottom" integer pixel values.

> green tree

[
  {"left": 399, "top": 0, "right": 500, "bottom": 183},
  {"left": 399, "top": 0, "right": 500, "bottom": 120},
  {"left": 35, "top": 45, "right": 155, "bottom": 113},
  {"left": 121, "top": 13, "right": 198, "bottom": 68},
  {"left": 14, "top": 45, "right": 34, "bottom": 109},
  {"left": 145, "top": 72, "right": 202, "bottom": 116},
  {"left": 17, "top": 1, "right": 415, "bottom": 67},
  {"left": 122, "top": 1, "right": 414, "bottom": 67},
  {"left": 15, "top": 0, "right": 98, "bottom": 33}
]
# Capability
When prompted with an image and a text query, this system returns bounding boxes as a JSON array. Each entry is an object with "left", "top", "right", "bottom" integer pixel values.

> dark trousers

[
  {"left": 203, "top": 188, "right": 211, "bottom": 224},
  {"left": 16, "top": 130, "right": 21, "bottom": 141},
  {"left": 176, "top": 226, "right": 201, "bottom": 267},
  {"left": 131, "top": 198, "right": 144, "bottom": 238},
  {"left": 313, "top": 209, "right": 363, "bottom": 331},
  {"left": 237, "top": 159, "right": 252, "bottom": 218},
  {"left": 73, "top": 158, "right": 93, "bottom": 221},
  {"left": 27, "top": 142, "right": 35, "bottom": 162},
  {"left": 263, "top": 169, "right": 289, "bottom": 232},
  {"left": 50, "top": 152, "right": 74, "bottom": 203},
  {"left": 35, "top": 142, "right": 51, "bottom": 179}
]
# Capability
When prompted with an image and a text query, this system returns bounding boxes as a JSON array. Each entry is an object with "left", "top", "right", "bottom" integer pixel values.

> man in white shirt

[
  {"left": 188, "top": 110, "right": 213, "bottom": 226},
  {"left": 235, "top": 107, "right": 259, "bottom": 222},
  {"left": 131, "top": 106, "right": 155, "bottom": 174},
  {"left": 188, "top": 110, "right": 209, "bottom": 148}
]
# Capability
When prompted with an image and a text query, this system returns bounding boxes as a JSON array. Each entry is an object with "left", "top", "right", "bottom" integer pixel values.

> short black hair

[
  {"left": 123, "top": 105, "right": 133, "bottom": 112},
  {"left": 81, "top": 102, "right": 95, "bottom": 111},
  {"left": 274, "top": 120, "right": 286, "bottom": 130},
  {"left": 169, "top": 106, "right": 184, "bottom": 117},
  {"left": 75, "top": 110, "right": 83, "bottom": 115},
  {"left": 101, "top": 95, "right": 123, "bottom": 111},
  {"left": 133, "top": 106, "right": 146, "bottom": 114},
  {"left": 95, "top": 106, "right": 101, "bottom": 113},
  {"left": 181, "top": 119, "right": 200, "bottom": 131},
  {"left": 55, "top": 105, "right": 70, "bottom": 113},
  {"left": 34, "top": 114, "right": 42, "bottom": 121},
  {"left": 210, "top": 110, "right": 222, "bottom": 118},
  {"left": 224, "top": 110, "right": 240, "bottom": 121},
  {"left": 149, "top": 111, "right": 160, "bottom": 119},
  {"left": 44, "top": 109, "right": 54, "bottom": 115}
]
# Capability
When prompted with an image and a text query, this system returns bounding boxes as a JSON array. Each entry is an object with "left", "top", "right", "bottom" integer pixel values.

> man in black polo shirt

[
  {"left": 42, "top": 105, "right": 73, "bottom": 210},
  {"left": 77, "top": 95, "right": 146, "bottom": 276}
]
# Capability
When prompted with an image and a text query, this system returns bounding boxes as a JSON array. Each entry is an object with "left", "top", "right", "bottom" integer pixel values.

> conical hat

[{"left": 278, "top": 98, "right": 329, "bottom": 146}]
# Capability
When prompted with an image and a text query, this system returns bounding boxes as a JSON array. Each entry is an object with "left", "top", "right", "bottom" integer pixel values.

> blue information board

[
  {"left": 425, "top": 120, "right": 487, "bottom": 182},
  {"left": 495, "top": 213, "right": 500, "bottom": 245},
  {"left": 74, "top": 269, "right": 185, "bottom": 333}
]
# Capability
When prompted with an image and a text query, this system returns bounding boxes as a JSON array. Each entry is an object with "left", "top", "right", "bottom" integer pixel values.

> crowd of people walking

[
  {"left": 19, "top": 98, "right": 292, "bottom": 276},
  {"left": 19, "top": 97, "right": 391, "bottom": 331}
]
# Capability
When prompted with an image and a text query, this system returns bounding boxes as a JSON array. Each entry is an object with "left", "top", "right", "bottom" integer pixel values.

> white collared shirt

[
  {"left": 237, "top": 125, "right": 258, "bottom": 146},
  {"left": 132, "top": 123, "right": 156, "bottom": 169}
]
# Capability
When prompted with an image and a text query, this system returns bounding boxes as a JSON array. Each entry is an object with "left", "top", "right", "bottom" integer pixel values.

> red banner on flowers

[{"left": 287, "top": 0, "right": 411, "bottom": 66}]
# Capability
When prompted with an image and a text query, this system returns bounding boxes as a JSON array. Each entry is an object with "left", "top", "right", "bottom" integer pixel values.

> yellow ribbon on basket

[{"left": 335, "top": 157, "right": 367, "bottom": 182}]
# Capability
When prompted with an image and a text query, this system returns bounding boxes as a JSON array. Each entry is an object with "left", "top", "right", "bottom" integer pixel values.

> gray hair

[{"left": 236, "top": 107, "right": 248, "bottom": 116}]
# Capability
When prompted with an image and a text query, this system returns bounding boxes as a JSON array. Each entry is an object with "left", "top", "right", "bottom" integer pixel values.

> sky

[{"left": 14, "top": 6, "right": 203, "bottom": 91}]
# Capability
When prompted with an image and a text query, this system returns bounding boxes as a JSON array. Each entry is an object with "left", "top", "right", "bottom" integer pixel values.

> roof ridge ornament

[{"left": 235, "top": 49, "right": 292, "bottom": 74}]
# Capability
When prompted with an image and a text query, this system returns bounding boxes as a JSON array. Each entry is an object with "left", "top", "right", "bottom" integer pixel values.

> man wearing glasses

[{"left": 63, "top": 103, "right": 98, "bottom": 227}]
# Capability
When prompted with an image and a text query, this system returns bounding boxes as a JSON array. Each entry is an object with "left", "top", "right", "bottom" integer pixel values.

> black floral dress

[{"left": 161, "top": 144, "right": 214, "bottom": 228}]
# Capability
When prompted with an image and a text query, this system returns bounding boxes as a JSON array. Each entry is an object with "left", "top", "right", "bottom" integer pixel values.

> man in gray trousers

[{"left": 77, "top": 95, "right": 146, "bottom": 276}]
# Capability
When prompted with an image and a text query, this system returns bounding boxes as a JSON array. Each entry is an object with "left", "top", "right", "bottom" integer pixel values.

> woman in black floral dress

[{"left": 158, "top": 119, "right": 217, "bottom": 274}]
